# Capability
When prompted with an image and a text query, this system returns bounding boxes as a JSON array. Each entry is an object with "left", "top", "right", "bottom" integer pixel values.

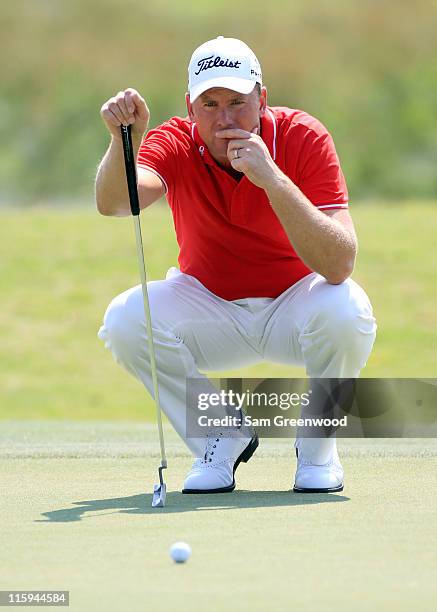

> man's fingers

[
  {"left": 124, "top": 88, "right": 137, "bottom": 114},
  {"left": 107, "top": 99, "right": 128, "bottom": 125},
  {"left": 217, "top": 126, "right": 260, "bottom": 138},
  {"left": 227, "top": 142, "right": 256, "bottom": 164},
  {"left": 115, "top": 92, "right": 132, "bottom": 124},
  {"left": 100, "top": 88, "right": 150, "bottom": 137},
  {"left": 230, "top": 157, "right": 245, "bottom": 171},
  {"left": 125, "top": 89, "right": 149, "bottom": 118},
  {"left": 227, "top": 146, "right": 254, "bottom": 169},
  {"left": 227, "top": 139, "right": 255, "bottom": 151},
  {"left": 136, "top": 103, "right": 149, "bottom": 121},
  {"left": 134, "top": 97, "right": 150, "bottom": 121},
  {"left": 101, "top": 106, "right": 122, "bottom": 127},
  {"left": 216, "top": 128, "right": 253, "bottom": 139}
]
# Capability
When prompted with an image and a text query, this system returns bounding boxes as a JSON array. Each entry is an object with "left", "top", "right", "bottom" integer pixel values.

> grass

[
  {"left": 1, "top": 425, "right": 436, "bottom": 611},
  {"left": 1, "top": 201, "right": 436, "bottom": 420}
]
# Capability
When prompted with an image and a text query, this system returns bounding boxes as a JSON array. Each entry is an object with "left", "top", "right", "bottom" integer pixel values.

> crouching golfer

[{"left": 96, "top": 37, "right": 377, "bottom": 494}]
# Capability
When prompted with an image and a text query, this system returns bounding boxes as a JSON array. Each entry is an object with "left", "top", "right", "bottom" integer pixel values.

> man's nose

[{"left": 215, "top": 108, "right": 234, "bottom": 129}]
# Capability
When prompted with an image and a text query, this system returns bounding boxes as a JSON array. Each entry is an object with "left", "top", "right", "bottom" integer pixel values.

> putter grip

[{"left": 120, "top": 125, "right": 140, "bottom": 216}]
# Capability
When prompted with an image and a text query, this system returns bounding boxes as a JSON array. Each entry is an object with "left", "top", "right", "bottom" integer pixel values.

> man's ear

[
  {"left": 259, "top": 86, "right": 267, "bottom": 117},
  {"left": 186, "top": 93, "right": 194, "bottom": 121}
]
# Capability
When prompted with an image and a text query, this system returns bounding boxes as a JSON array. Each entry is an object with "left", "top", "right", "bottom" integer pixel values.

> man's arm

[
  {"left": 263, "top": 176, "right": 356, "bottom": 284},
  {"left": 217, "top": 128, "right": 356, "bottom": 284},
  {"left": 95, "top": 88, "right": 165, "bottom": 217},
  {"left": 96, "top": 146, "right": 165, "bottom": 217}
]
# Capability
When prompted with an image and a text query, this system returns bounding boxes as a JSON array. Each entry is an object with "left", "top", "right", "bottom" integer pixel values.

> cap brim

[{"left": 189, "top": 77, "right": 257, "bottom": 103}]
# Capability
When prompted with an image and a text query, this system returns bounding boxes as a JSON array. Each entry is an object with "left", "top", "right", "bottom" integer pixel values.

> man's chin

[
  {"left": 218, "top": 158, "right": 233, "bottom": 169},
  {"left": 210, "top": 149, "right": 232, "bottom": 168}
]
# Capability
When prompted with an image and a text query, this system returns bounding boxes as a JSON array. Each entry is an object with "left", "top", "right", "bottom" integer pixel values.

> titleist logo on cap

[{"left": 195, "top": 55, "right": 242, "bottom": 75}]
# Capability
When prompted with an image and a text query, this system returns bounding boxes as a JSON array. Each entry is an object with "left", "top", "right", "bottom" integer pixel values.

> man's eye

[
  {"left": 204, "top": 102, "right": 216, "bottom": 107},
  {"left": 231, "top": 100, "right": 244, "bottom": 105}
]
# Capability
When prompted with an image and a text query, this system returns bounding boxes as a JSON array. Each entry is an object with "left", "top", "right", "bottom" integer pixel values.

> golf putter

[{"left": 120, "top": 124, "right": 167, "bottom": 508}]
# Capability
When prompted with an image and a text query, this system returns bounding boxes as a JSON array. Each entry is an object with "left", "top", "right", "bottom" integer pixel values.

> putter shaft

[
  {"left": 120, "top": 125, "right": 168, "bottom": 505},
  {"left": 133, "top": 215, "right": 167, "bottom": 468}
]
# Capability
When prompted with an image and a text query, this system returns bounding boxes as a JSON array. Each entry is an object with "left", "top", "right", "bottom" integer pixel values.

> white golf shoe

[
  {"left": 293, "top": 437, "right": 344, "bottom": 493},
  {"left": 182, "top": 432, "right": 259, "bottom": 494}
]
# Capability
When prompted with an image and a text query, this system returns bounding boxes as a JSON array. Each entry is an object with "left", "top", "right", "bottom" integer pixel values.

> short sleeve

[
  {"left": 296, "top": 127, "right": 348, "bottom": 210},
  {"left": 137, "top": 125, "right": 179, "bottom": 194}
]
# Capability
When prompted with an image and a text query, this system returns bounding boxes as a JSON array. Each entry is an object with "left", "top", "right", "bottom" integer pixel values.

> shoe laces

[{"left": 203, "top": 432, "right": 223, "bottom": 463}]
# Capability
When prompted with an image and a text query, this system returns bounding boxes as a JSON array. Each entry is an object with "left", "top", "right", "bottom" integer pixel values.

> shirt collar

[{"left": 190, "top": 106, "right": 277, "bottom": 166}]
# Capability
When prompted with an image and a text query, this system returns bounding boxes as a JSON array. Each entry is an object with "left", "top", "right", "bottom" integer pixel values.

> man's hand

[
  {"left": 100, "top": 88, "right": 150, "bottom": 142},
  {"left": 216, "top": 128, "right": 280, "bottom": 189}
]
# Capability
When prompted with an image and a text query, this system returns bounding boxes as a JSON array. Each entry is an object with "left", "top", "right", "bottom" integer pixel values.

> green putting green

[{"left": 1, "top": 423, "right": 436, "bottom": 611}]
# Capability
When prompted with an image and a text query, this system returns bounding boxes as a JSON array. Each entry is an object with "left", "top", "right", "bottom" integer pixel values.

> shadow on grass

[{"left": 36, "top": 490, "right": 349, "bottom": 523}]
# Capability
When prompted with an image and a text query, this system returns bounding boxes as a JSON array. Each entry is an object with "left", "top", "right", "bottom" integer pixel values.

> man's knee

[
  {"left": 306, "top": 278, "right": 377, "bottom": 351},
  {"left": 98, "top": 283, "right": 184, "bottom": 367},
  {"left": 98, "top": 287, "right": 145, "bottom": 359},
  {"left": 331, "top": 279, "right": 377, "bottom": 360}
]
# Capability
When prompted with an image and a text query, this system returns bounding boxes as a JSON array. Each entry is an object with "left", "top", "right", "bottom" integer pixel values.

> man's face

[{"left": 186, "top": 86, "right": 267, "bottom": 168}]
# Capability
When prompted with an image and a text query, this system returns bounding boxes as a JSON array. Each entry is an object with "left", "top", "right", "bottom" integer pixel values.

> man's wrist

[
  {"left": 111, "top": 130, "right": 144, "bottom": 155},
  {"left": 264, "top": 169, "right": 294, "bottom": 201},
  {"left": 111, "top": 127, "right": 145, "bottom": 143}
]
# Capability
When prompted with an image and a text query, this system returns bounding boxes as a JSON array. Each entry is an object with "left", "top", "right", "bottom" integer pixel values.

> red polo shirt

[{"left": 137, "top": 106, "right": 348, "bottom": 300}]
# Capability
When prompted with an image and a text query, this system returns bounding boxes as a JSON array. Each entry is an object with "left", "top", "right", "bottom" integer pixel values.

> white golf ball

[{"left": 170, "top": 541, "right": 191, "bottom": 563}]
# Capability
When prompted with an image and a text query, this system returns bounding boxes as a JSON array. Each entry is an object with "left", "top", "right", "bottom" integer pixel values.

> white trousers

[{"left": 98, "top": 267, "right": 377, "bottom": 457}]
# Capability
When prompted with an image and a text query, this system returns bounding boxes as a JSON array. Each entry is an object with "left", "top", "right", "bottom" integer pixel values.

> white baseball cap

[{"left": 188, "top": 36, "right": 262, "bottom": 102}]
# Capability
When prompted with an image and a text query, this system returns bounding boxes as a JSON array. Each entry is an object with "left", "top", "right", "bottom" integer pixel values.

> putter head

[{"left": 152, "top": 483, "right": 167, "bottom": 507}]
